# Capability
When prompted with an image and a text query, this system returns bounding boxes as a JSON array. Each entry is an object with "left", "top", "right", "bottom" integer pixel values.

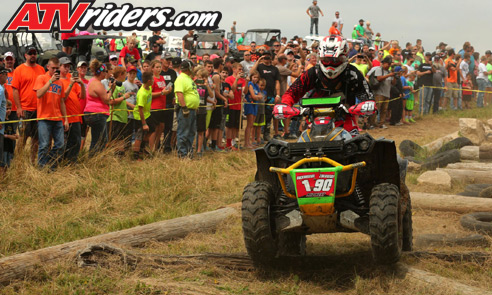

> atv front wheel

[
  {"left": 369, "top": 183, "right": 402, "bottom": 264},
  {"left": 242, "top": 181, "right": 278, "bottom": 264}
]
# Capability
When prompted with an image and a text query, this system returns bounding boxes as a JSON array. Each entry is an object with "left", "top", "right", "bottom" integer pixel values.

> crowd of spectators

[{"left": 0, "top": 18, "right": 490, "bottom": 170}]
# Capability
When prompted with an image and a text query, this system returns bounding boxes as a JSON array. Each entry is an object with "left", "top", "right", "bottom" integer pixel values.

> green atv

[{"left": 242, "top": 96, "right": 412, "bottom": 265}]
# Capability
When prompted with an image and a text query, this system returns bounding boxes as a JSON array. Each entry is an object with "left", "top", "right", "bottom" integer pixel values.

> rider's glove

[
  {"left": 273, "top": 104, "right": 300, "bottom": 120},
  {"left": 348, "top": 100, "right": 377, "bottom": 116}
]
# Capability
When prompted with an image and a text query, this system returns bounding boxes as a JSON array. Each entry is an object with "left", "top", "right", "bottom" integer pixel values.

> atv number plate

[{"left": 295, "top": 172, "right": 336, "bottom": 198}]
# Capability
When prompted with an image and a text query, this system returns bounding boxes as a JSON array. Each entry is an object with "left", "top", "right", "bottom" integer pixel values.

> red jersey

[
  {"left": 151, "top": 75, "right": 167, "bottom": 110},
  {"left": 119, "top": 46, "right": 141, "bottom": 64},
  {"left": 225, "top": 75, "right": 245, "bottom": 111}
]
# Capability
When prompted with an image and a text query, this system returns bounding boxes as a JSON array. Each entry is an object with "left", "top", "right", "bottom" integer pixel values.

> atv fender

[{"left": 254, "top": 148, "right": 279, "bottom": 189}]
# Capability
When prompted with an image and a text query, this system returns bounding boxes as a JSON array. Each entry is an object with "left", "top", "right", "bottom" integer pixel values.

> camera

[
  {"left": 72, "top": 71, "right": 79, "bottom": 78},
  {"left": 109, "top": 77, "right": 122, "bottom": 87},
  {"left": 55, "top": 70, "right": 60, "bottom": 75},
  {"left": 357, "top": 55, "right": 364, "bottom": 59}
]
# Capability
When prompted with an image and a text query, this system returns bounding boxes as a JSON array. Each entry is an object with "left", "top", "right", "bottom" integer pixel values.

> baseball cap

[
  {"left": 445, "top": 45, "right": 453, "bottom": 51},
  {"left": 486, "top": 50, "right": 492, "bottom": 55},
  {"left": 77, "top": 61, "right": 88, "bottom": 67},
  {"left": 4, "top": 52, "right": 14, "bottom": 59},
  {"left": 59, "top": 57, "right": 72, "bottom": 65},
  {"left": 172, "top": 57, "right": 182, "bottom": 67},
  {"left": 162, "top": 52, "right": 173, "bottom": 60},
  {"left": 0, "top": 66, "right": 10, "bottom": 74},
  {"left": 439, "top": 42, "right": 447, "bottom": 47},
  {"left": 26, "top": 46, "right": 37, "bottom": 54},
  {"left": 359, "top": 19, "right": 364, "bottom": 22},
  {"left": 286, "top": 50, "right": 294, "bottom": 55},
  {"left": 425, "top": 52, "right": 432, "bottom": 56},
  {"left": 109, "top": 54, "right": 118, "bottom": 60},
  {"left": 393, "top": 66, "right": 403, "bottom": 72},
  {"left": 293, "top": 40, "right": 299, "bottom": 45},
  {"left": 382, "top": 56, "right": 392, "bottom": 64},
  {"left": 210, "top": 54, "right": 220, "bottom": 60},
  {"left": 369, "top": 47, "right": 375, "bottom": 51},
  {"left": 126, "top": 65, "right": 137, "bottom": 72},
  {"left": 226, "top": 56, "right": 235, "bottom": 63}
]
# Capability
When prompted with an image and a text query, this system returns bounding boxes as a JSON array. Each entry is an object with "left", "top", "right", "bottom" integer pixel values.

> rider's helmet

[{"left": 318, "top": 35, "right": 349, "bottom": 79}]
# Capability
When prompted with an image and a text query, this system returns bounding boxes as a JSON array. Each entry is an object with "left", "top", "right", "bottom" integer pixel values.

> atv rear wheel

[{"left": 369, "top": 183, "right": 403, "bottom": 264}]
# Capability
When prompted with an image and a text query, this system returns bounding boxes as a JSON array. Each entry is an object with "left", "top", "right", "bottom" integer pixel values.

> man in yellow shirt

[{"left": 175, "top": 60, "right": 199, "bottom": 158}]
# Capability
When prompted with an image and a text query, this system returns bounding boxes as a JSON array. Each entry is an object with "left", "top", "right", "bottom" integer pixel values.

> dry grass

[{"left": 1, "top": 107, "right": 492, "bottom": 294}]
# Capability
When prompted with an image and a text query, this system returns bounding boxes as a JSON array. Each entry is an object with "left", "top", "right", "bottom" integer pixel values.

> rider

[{"left": 281, "top": 35, "right": 374, "bottom": 109}]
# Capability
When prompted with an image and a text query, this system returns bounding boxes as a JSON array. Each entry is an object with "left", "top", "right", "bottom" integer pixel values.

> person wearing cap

[
  {"left": 109, "top": 55, "right": 119, "bottom": 67},
  {"left": 33, "top": 57, "right": 67, "bottom": 169},
  {"left": 58, "top": 57, "right": 85, "bottom": 163},
  {"left": 145, "top": 43, "right": 162, "bottom": 62},
  {"left": 159, "top": 53, "right": 178, "bottom": 153},
  {"left": 147, "top": 30, "right": 166, "bottom": 54},
  {"left": 416, "top": 52, "right": 436, "bottom": 114},
  {"left": 367, "top": 56, "right": 397, "bottom": 129},
  {"left": 355, "top": 19, "right": 367, "bottom": 45},
  {"left": 444, "top": 49, "right": 461, "bottom": 110},
  {"left": 174, "top": 59, "right": 199, "bottom": 158},
  {"left": 171, "top": 57, "right": 182, "bottom": 71},
  {"left": 251, "top": 51, "right": 281, "bottom": 140},
  {"left": 3, "top": 52, "right": 16, "bottom": 124},
  {"left": 431, "top": 55, "right": 446, "bottom": 113},
  {"left": 12, "top": 46, "right": 46, "bottom": 162},
  {"left": 306, "top": 0, "right": 324, "bottom": 36}
]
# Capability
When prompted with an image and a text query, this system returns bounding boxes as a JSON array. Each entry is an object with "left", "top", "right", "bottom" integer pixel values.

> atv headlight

[
  {"left": 358, "top": 139, "right": 370, "bottom": 151},
  {"left": 346, "top": 143, "right": 358, "bottom": 154},
  {"left": 280, "top": 147, "right": 290, "bottom": 158},
  {"left": 267, "top": 145, "right": 279, "bottom": 157}
]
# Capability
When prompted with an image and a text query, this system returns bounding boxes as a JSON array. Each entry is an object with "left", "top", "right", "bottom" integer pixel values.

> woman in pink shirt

[{"left": 84, "top": 60, "right": 112, "bottom": 156}]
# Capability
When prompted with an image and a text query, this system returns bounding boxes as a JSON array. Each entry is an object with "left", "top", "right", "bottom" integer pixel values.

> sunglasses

[
  {"left": 110, "top": 58, "right": 118, "bottom": 61},
  {"left": 273, "top": 45, "right": 280, "bottom": 47},
  {"left": 27, "top": 51, "right": 37, "bottom": 56},
  {"left": 244, "top": 54, "right": 250, "bottom": 56}
]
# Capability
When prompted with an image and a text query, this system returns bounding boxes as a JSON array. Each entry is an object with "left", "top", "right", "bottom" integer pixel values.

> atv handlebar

[{"left": 269, "top": 157, "right": 366, "bottom": 174}]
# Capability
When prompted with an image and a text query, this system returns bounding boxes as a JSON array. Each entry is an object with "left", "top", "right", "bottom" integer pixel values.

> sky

[{"left": 1, "top": 0, "right": 490, "bottom": 54}]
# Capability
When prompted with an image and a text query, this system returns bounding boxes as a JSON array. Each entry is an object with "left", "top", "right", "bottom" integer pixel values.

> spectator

[
  {"left": 243, "top": 70, "right": 260, "bottom": 148},
  {"left": 133, "top": 71, "right": 155, "bottom": 160},
  {"left": 486, "top": 56, "right": 492, "bottom": 107},
  {"left": 306, "top": 0, "right": 324, "bottom": 36},
  {"left": 365, "top": 21, "right": 374, "bottom": 46},
  {"left": 476, "top": 56, "right": 490, "bottom": 108},
  {"left": 0, "top": 67, "right": 7, "bottom": 174},
  {"left": 402, "top": 42, "right": 413, "bottom": 61},
  {"left": 240, "top": 51, "right": 255, "bottom": 77},
  {"left": 462, "top": 72, "right": 473, "bottom": 109},
  {"left": 182, "top": 30, "right": 195, "bottom": 58},
  {"left": 159, "top": 54, "right": 178, "bottom": 153},
  {"left": 249, "top": 42, "right": 261, "bottom": 62},
  {"left": 2, "top": 100, "right": 18, "bottom": 169},
  {"left": 59, "top": 57, "right": 85, "bottom": 164},
  {"left": 388, "top": 66, "right": 405, "bottom": 126},
  {"left": 109, "top": 54, "right": 118, "bottom": 68},
  {"left": 148, "top": 60, "right": 172, "bottom": 151},
  {"left": 194, "top": 68, "right": 214, "bottom": 157},
  {"left": 251, "top": 52, "right": 280, "bottom": 140},
  {"left": 84, "top": 60, "right": 111, "bottom": 157},
  {"left": 333, "top": 11, "right": 343, "bottom": 34},
  {"left": 305, "top": 53, "right": 317, "bottom": 71},
  {"left": 329, "top": 21, "right": 341, "bottom": 36},
  {"left": 225, "top": 63, "right": 246, "bottom": 150},
  {"left": 119, "top": 37, "right": 142, "bottom": 70},
  {"left": 237, "top": 33, "right": 245, "bottom": 46},
  {"left": 350, "top": 53, "right": 372, "bottom": 76},
  {"left": 347, "top": 42, "right": 358, "bottom": 59},
  {"left": 12, "top": 46, "right": 46, "bottom": 163},
  {"left": 404, "top": 72, "right": 417, "bottom": 123},
  {"left": 61, "top": 30, "right": 77, "bottom": 55},
  {"left": 368, "top": 56, "right": 396, "bottom": 129},
  {"left": 231, "top": 21, "right": 237, "bottom": 46},
  {"left": 123, "top": 66, "right": 139, "bottom": 150},
  {"left": 444, "top": 49, "right": 461, "bottom": 110},
  {"left": 373, "top": 50, "right": 384, "bottom": 67},
  {"left": 33, "top": 57, "right": 68, "bottom": 169},
  {"left": 175, "top": 60, "right": 199, "bottom": 158},
  {"left": 432, "top": 55, "right": 446, "bottom": 113},
  {"left": 107, "top": 66, "right": 134, "bottom": 156},
  {"left": 147, "top": 30, "right": 166, "bottom": 53},
  {"left": 145, "top": 43, "right": 161, "bottom": 62},
  {"left": 76, "top": 61, "right": 90, "bottom": 151},
  {"left": 3, "top": 52, "right": 16, "bottom": 130},
  {"left": 355, "top": 19, "right": 367, "bottom": 45},
  {"left": 276, "top": 54, "right": 302, "bottom": 139},
  {"left": 115, "top": 32, "right": 126, "bottom": 53},
  {"left": 210, "top": 59, "right": 227, "bottom": 151},
  {"left": 416, "top": 52, "right": 435, "bottom": 114}
]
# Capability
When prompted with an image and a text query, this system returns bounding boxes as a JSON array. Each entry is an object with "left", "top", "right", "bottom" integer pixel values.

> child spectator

[
  {"left": 132, "top": 71, "right": 155, "bottom": 160},
  {"left": 123, "top": 66, "right": 140, "bottom": 148},
  {"left": 400, "top": 67, "right": 412, "bottom": 125},
  {"left": 194, "top": 69, "right": 214, "bottom": 156},
  {"left": 462, "top": 72, "right": 473, "bottom": 109},
  {"left": 253, "top": 78, "right": 267, "bottom": 145},
  {"left": 3, "top": 100, "right": 17, "bottom": 168},
  {"left": 108, "top": 66, "right": 134, "bottom": 156},
  {"left": 404, "top": 72, "right": 416, "bottom": 123},
  {"left": 148, "top": 60, "right": 172, "bottom": 151},
  {"left": 243, "top": 70, "right": 260, "bottom": 148},
  {"left": 224, "top": 63, "right": 246, "bottom": 150},
  {"left": 0, "top": 67, "right": 8, "bottom": 173}
]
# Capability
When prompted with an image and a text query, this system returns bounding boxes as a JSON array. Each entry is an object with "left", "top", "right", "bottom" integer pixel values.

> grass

[{"left": 1, "top": 109, "right": 492, "bottom": 294}]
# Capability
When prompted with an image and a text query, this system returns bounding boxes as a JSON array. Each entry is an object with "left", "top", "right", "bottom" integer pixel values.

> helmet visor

[{"left": 320, "top": 56, "right": 346, "bottom": 67}]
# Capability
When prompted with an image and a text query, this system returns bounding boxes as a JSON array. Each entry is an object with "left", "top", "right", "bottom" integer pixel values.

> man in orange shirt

[
  {"left": 444, "top": 49, "right": 461, "bottom": 110},
  {"left": 329, "top": 21, "right": 341, "bottom": 36},
  {"left": 33, "top": 57, "right": 67, "bottom": 169},
  {"left": 12, "top": 46, "right": 46, "bottom": 162},
  {"left": 58, "top": 57, "right": 85, "bottom": 163}
]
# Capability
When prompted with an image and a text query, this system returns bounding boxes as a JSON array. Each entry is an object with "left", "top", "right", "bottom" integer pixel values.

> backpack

[{"left": 368, "top": 67, "right": 381, "bottom": 91}]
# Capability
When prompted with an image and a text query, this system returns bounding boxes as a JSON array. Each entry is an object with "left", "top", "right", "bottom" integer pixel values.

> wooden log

[
  {"left": 0, "top": 207, "right": 236, "bottom": 286},
  {"left": 396, "top": 263, "right": 492, "bottom": 295},
  {"left": 446, "top": 162, "right": 492, "bottom": 171},
  {"left": 437, "top": 168, "right": 492, "bottom": 183},
  {"left": 412, "top": 192, "right": 492, "bottom": 213},
  {"left": 423, "top": 131, "right": 460, "bottom": 153}
]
